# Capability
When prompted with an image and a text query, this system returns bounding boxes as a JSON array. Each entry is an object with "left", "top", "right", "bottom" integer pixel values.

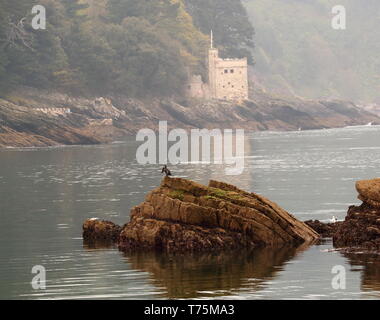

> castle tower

[
  {"left": 207, "top": 31, "right": 249, "bottom": 101},
  {"left": 187, "top": 31, "right": 249, "bottom": 101},
  {"left": 208, "top": 30, "right": 219, "bottom": 98}
]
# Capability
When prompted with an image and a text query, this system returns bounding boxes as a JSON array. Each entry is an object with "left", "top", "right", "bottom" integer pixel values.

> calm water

[{"left": 1, "top": 125, "right": 380, "bottom": 300}]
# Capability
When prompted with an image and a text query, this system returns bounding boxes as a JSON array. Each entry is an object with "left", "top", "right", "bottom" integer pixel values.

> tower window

[
  {"left": 224, "top": 69, "right": 228, "bottom": 73},
  {"left": 230, "top": 69, "right": 234, "bottom": 73}
]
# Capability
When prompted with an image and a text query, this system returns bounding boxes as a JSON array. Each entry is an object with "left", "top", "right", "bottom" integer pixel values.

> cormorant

[{"left": 161, "top": 165, "right": 172, "bottom": 177}]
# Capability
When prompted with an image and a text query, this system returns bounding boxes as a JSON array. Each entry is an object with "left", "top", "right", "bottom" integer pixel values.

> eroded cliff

[{"left": 1, "top": 87, "right": 379, "bottom": 148}]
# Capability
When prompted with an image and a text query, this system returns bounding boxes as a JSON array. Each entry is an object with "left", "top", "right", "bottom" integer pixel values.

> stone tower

[
  {"left": 208, "top": 30, "right": 219, "bottom": 98},
  {"left": 186, "top": 31, "right": 249, "bottom": 101},
  {"left": 208, "top": 31, "right": 249, "bottom": 100}
]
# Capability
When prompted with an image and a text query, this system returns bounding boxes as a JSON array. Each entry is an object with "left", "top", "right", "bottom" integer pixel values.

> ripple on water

[{"left": 1, "top": 127, "right": 380, "bottom": 299}]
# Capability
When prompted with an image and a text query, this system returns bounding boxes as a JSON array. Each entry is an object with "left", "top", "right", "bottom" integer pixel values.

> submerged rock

[
  {"left": 333, "top": 178, "right": 380, "bottom": 251},
  {"left": 83, "top": 177, "right": 319, "bottom": 252}
]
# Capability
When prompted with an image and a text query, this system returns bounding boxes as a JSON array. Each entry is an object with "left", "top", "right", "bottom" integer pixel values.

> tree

[
  {"left": 1, "top": 0, "right": 244, "bottom": 98},
  {"left": 101, "top": 17, "right": 187, "bottom": 97},
  {"left": 184, "top": 0, "right": 255, "bottom": 63}
]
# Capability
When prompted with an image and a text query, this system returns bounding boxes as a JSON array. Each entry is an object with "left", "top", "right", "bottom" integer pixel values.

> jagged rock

[
  {"left": 0, "top": 98, "right": 103, "bottom": 147},
  {"left": 333, "top": 204, "right": 380, "bottom": 250},
  {"left": 83, "top": 219, "right": 121, "bottom": 241},
  {"left": 304, "top": 220, "right": 342, "bottom": 238},
  {"left": 93, "top": 97, "right": 126, "bottom": 119},
  {"left": 333, "top": 179, "right": 380, "bottom": 251},
  {"left": 2, "top": 86, "right": 380, "bottom": 148},
  {"left": 356, "top": 178, "right": 380, "bottom": 208},
  {"left": 83, "top": 177, "right": 319, "bottom": 252}
]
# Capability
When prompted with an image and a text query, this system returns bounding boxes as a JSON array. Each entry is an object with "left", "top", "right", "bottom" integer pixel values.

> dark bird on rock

[{"left": 161, "top": 165, "right": 172, "bottom": 177}]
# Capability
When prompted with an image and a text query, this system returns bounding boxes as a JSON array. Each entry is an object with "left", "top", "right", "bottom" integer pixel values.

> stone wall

[
  {"left": 187, "top": 47, "right": 249, "bottom": 101},
  {"left": 213, "top": 57, "right": 248, "bottom": 101}
]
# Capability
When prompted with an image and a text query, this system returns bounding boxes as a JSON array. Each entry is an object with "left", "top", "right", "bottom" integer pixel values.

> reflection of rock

[
  {"left": 83, "top": 239, "right": 116, "bottom": 250},
  {"left": 123, "top": 245, "right": 308, "bottom": 298},
  {"left": 333, "top": 179, "right": 380, "bottom": 251},
  {"left": 83, "top": 177, "right": 319, "bottom": 252},
  {"left": 341, "top": 252, "right": 380, "bottom": 293}
]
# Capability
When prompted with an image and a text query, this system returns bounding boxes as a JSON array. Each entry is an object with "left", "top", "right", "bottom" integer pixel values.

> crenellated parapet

[{"left": 187, "top": 31, "right": 249, "bottom": 101}]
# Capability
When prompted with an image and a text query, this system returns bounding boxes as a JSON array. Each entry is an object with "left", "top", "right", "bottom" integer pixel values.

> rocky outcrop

[
  {"left": 303, "top": 179, "right": 380, "bottom": 252},
  {"left": 0, "top": 98, "right": 104, "bottom": 147},
  {"left": 82, "top": 219, "right": 122, "bottom": 241},
  {"left": 333, "top": 179, "right": 380, "bottom": 251},
  {"left": 93, "top": 97, "right": 126, "bottom": 119},
  {"left": 304, "top": 220, "right": 342, "bottom": 238},
  {"left": 83, "top": 177, "right": 319, "bottom": 252},
  {"left": 356, "top": 178, "right": 380, "bottom": 208},
  {"left": 1, "top": 86, "right": 380, "bottom": 148},
  {"left": 333, "top": 203, "right": 380, "bottom": 250}
]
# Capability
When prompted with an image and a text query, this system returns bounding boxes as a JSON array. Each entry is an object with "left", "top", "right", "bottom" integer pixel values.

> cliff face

[
  {"left": 83, "top": 177, "right": 319, "bottom": 252},
  {"left": 0, "top": 98, "right": 102, "bottom": 148},
  {"left": 1, "top": 87, "right": 379, "bottom": 148}
]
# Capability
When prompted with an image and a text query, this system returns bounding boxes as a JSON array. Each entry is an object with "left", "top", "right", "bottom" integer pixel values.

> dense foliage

[
  {"left": 0, "top": 0, "right": 254, "bottom": 98},
  {"left": 184, "top": 0, "right": 255, "bottom": 63}
]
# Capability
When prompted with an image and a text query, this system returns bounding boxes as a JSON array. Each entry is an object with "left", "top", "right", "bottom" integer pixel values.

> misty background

[
  {"left": 0, "top": 0, "right": 379, "bottom": 104},
  {"left": 244, "top": 0, "right": 380, "bottom": 103}
]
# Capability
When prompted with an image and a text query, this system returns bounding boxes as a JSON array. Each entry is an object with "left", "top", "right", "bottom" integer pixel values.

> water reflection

[
  {"left": 118, "top": 244, "right": 310, "bottom": 299},
  {"left": 342, "top": 252, "right": 380, "bottom": 295},
  {"left": 2, "top": 126, "right": 380, "bottom": 299},
  {"left": 83, "top": 240, "right": 117, "bottom": 250}
]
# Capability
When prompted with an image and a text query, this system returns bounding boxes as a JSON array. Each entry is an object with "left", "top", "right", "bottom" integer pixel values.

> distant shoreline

[
  {"left": 2, "top": 124, "right": 380, "bottom": 151},
  {"left": 1, "top": 87, "right": 379, "bottom": 149}
]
